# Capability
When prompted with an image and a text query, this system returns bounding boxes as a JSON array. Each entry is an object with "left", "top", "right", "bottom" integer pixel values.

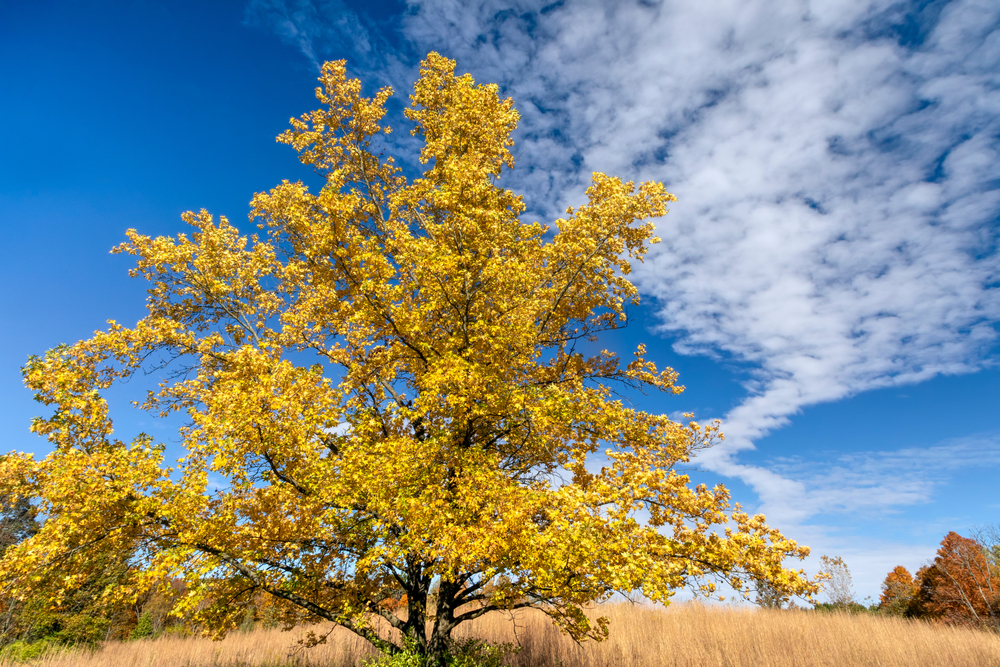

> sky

[{"left": 1, "top": 0, "right": 999, "bottom": 605}]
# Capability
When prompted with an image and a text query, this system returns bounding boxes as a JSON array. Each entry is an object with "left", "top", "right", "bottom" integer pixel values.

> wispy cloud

[
  {"left": 393, "top": 0, "right": 1000, "bottom": 525},
  {"left": 243, "top": 0, "right": 430, "bottom": 175},
  {"left": 762, "top": 433, "right": 1000, "bottom": 522},
  {"left": 247, "top": 0, "right": 1000, "bottom": 532},
  {"left": 244, "top": 0, "right": 378, "bottom": 71}
]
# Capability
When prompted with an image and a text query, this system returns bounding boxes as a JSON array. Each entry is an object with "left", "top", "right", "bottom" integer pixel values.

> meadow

[{"left": 3, "top": 602, "right": 998, "bottom": 667}]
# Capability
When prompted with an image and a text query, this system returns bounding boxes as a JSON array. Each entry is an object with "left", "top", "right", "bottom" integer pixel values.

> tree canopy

[
  {"left": 914, "top": 531, "right": 999, "bottom": 628},
  {"left": 0, "top": 53, "right": 818, "bottom": 662},
  {"left": 878, "top": 565, "right": 918, "bottom": 616}
]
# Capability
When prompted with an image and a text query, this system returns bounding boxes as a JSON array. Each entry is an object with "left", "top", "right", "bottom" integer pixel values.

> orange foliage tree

[
  {"left": 0, "top": 53, "right": 820, "bottom": 664},
  {"left": 878, "top": 565, "right": 918, "bottom": 616},
  {"left": 913, "top": 532, "right": 999, "bottom": 629}
]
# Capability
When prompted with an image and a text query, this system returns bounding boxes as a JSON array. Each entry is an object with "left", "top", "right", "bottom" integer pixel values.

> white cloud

[
  {"left": 395, "top": 0, "right": 1000, "bottom": 525},
  {"left": 760, "top": 433, "right": 1000, "bottom": 523},
  {"left": 247, "top": 0, "right": 1000, "bottom": 531}
]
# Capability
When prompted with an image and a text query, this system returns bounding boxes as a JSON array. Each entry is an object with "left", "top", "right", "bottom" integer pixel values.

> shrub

[
  {"left": 812, "top": 602, "right": 877, "bottom": 615},
  {"left": 0, "top": 638, "right": 64, "bottom": 662},
  {"left": 362, "top": 637, "right": 519, "bottom": 667},
  {"left": 129, "top": 611, "right": 155, "bottom": 641}
]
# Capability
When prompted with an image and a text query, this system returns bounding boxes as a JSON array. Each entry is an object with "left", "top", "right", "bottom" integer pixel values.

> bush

[
  {"left": 0, "top": 638, "right": 65, "bottom": 662},
  {"left": 447, "top": 638, "right": 519, "bottom": 667},
  {"left": 129, "top": 611, "right": 155, "bottom": 641},
  {"left": 361, "top": 637, "right": 519, "bottom": 667},
  {"left": 238, "top": 606, "right": 256, "bottom": 634},
  {"left": 812, "top": 602, "right": 878, "bottom": 615},
  {"left": 4, "top": 609, "right": 111, "bottom": 649}
]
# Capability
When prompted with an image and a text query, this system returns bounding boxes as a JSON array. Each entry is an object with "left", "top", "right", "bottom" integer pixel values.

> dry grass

[{"left": 5, "top": 603, "right": 1000, "bottom": 667}]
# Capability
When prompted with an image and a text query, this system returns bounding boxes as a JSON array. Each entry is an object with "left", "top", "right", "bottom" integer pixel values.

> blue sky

[{"left": 2, "top": 0, "right": 999, "bottom": 605}]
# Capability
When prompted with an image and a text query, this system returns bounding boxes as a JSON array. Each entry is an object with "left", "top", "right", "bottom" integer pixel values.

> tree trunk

[
  {"left": 403, "top": 580, "right": 429, "bottom": 653},
  {"left": 425, "top": 578, "right": 460, "bottom": 667}
]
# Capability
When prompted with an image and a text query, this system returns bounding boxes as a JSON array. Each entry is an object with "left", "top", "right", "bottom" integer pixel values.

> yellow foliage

[{"left": 2, "top": 53, "right": 819, "bottom": 657}]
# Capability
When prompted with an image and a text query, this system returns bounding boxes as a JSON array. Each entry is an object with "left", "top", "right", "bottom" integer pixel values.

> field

[{"left": 4, "top": 603, "right": 999, "bottom": 667}]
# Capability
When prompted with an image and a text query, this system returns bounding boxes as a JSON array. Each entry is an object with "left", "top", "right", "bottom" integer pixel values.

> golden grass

[{"left": 6, "top": 603, "right": 1000, "bottom": 667}]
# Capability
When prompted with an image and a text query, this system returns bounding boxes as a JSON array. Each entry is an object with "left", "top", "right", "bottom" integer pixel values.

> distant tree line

[
  {"left": 876, "top": 529, "right": 1000, "bottom": 630},
  {"left": 779, "top": 529, "right": 1000, "bottom": 632}
]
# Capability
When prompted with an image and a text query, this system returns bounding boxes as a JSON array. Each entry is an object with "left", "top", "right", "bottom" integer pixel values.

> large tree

[{"left": 1, "top": 54, "right": 818, "bottom": 663}]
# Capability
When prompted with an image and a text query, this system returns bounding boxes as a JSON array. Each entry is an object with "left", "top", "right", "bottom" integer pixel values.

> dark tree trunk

[
  {"left": 426, "top": 577, "right": 461, "bottom": 667},
  {"left": 403, "top": 590, "right": 427, "bottom": 650},
  {"left": 400, "top": 561, "right": 431, "bottom": 653}
]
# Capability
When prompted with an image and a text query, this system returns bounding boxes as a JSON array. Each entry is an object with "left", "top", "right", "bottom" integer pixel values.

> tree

[
  {"left": 913, "top": 532, "right": 999, "bottom": 629},
  {"left": 0, "top": 470, "right": 137, "bottom": 649},
  {"left": 0, "top": 53, "right": 819, "bottom": 664},
  {"left": 0, "top": 475, "right": 39, "bottom": 644},
  {"left": 753, "top": 578, "right": 790, "bottom": 610},
  {"left": 0, "top": 487, "right": 37, "bottom": 557},
  {"left": 819, "top": 556, "right": 855, "bottom": 608},
  {"left": 878, "top": 565, "right": 917, "bottom": 616}
]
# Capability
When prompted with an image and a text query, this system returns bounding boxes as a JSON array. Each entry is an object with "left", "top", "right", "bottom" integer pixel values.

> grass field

[{"left": 4, "top": 602, "right": 1000, "bottom": 667}]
